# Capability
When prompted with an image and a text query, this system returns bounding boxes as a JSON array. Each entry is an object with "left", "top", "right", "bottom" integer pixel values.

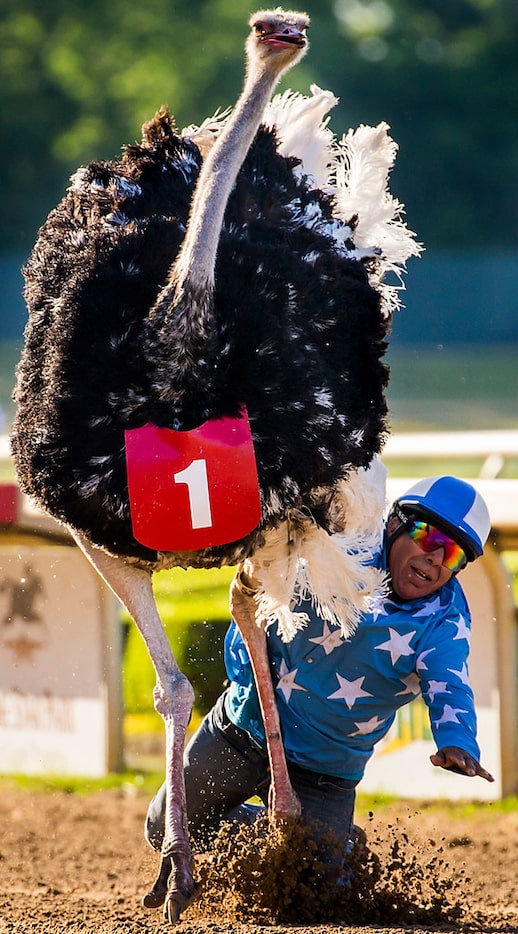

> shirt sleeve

[{"left": 417, "top": 599, "right": 480, "bottom": 761}]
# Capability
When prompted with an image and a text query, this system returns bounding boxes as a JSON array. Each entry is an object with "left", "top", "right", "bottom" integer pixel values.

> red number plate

[{"left": 125, "top": 408, "right": 262, "bottom": 551}]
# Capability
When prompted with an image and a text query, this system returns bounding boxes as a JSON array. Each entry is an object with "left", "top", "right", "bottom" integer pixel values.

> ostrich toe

[{"left": 142, "top": 852, "right": 200, "bottom": 921}]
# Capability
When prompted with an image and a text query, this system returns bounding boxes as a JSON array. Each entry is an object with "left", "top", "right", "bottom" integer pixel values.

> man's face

[{"left": 387, "top": 516, "right": 454, "bottom": 601}]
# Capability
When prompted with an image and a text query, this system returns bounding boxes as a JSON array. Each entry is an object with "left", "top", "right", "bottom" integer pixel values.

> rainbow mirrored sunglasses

[
  {"left": 408, "top": 521, "right": 468, "bottom": 572},
  {"left": 394, "top": 505, "right": 468, "bottom": 572}
]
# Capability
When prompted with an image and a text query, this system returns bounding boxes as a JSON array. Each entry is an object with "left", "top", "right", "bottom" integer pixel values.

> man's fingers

[
  {"left": 473, "top": 761, "right": 495, "bottom": 783},
  {"left": 429, "top": 752, "right": 446, "bottom": 767},
  {"left": 430, "top": 749, "right": 495, "bottom": 782}
]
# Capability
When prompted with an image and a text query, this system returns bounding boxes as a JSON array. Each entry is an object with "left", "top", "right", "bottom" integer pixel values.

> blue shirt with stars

[{"left": 223, "top": 550, "right": 479, "bottom": 781}]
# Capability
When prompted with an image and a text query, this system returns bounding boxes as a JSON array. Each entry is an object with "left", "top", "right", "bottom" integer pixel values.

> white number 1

[{"left": 173, "top": 458, "right": 213, "bottom": 529}]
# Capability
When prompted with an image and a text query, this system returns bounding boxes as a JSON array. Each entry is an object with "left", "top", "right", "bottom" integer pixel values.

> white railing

[{"left": 383, "top": 429, "right": 518, "bottom": 479}]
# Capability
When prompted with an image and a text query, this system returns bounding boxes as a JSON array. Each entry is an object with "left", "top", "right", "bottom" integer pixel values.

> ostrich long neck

[{"left": 173, "top": 64, "right": 283, "bottom": 292}]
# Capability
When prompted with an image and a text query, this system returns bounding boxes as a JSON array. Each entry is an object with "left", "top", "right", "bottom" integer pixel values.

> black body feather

[{"left": 11, "top": 110, "right": 389, "bottom": 566}]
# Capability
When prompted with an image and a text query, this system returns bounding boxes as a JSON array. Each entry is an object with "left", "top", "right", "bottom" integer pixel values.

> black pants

[{"left": 145, "top": 692, "right": 358, "bottom": 870}]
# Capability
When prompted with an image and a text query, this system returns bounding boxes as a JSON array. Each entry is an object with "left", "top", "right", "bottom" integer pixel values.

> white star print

[
  {"left": 425, "top": 679, "right": 450, "bottom": 701},
  {"left": 370, "top": 597, "right": 389, "bottom": 620},
  {"left": 416, "top": 648, "right": 435, "bottom": 672},
  {"left": 395, "top": 672, "right": 422, "bottom": 696},
  {"left": 327, "top": 674, "right": 373, "bottom": 709},
  {"left": 413, "top": 595, "right": 442, "bottom": 617},
  {"left": 453, "top": 614, "right": 471, "bottom": 642},
  {"left": 375, "top": 628, "right": 416, "bottom": 665},
  {"left": 276, "top": 659, "right": 307, "bottom": 702},
  {"left": 349, "top": 715, "right": 387, "bottom": 736},
  {"left": 434, "top": 704, "right": 468, "bottom": 727},
  {"left": 309, "top": 620, "right": 345, "bottom": 655},
  {"left": 447, "top": 663, "right": 469, "bottom": 685}
]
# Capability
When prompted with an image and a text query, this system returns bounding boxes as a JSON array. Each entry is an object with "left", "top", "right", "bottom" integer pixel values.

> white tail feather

[
  {"left": 264, "top": 84, "right": 338, "bottom": 188},
  {"left": 330, "top": 123, "right": 423, "bottom": 314},
  {"left": 263, "top": 87, "right": 423, "bottom": 316},
  {"left": 181, "top": 109, "right": 232, "bottom": 156}
]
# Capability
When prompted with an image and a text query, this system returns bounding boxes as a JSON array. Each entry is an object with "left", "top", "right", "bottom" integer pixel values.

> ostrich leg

[
  {"left": 71, "top": 534, "right": 198, "bottom": 923},
  {"left": 230, "top": 567, "right": 301, "bottom": 820}
]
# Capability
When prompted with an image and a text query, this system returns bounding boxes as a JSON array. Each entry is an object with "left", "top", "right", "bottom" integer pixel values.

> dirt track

[{"left": 1, "top": 785, "right": 518, "bottom": 934}]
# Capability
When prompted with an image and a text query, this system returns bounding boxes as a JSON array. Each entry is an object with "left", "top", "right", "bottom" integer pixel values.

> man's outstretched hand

[{"left": 430, "top": 746, "right": 494, "bottom": 782}]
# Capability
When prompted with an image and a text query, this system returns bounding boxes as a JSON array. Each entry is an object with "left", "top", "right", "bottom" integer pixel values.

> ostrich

[{"left": 11, "top": 7, "right": 420, "bottom": 924}]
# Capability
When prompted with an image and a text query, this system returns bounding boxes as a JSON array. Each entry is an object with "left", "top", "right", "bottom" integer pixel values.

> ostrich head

[{"left": 247, "top": 9, "right": 310, "bottom": 77}]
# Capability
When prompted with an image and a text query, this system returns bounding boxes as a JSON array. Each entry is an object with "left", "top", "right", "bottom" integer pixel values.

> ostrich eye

[{"left": 253, "top": 21, "right": 265, "bottom": 35}]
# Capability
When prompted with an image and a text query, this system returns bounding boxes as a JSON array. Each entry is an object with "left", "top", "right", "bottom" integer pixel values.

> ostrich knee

[{"left": 153, "top": 670, "right": 195, "bottom": 731}]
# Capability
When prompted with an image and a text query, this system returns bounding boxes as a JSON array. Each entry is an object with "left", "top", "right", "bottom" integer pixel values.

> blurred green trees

[{"left": 1, "top": 0, "right": 517, "bottom": 251}]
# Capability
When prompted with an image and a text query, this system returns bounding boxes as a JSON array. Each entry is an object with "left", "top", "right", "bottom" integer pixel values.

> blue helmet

[{"left": 394, "top": 476, "right": 491, "bottom": 561}]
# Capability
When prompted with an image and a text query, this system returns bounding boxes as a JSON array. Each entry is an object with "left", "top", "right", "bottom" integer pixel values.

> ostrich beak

[{"left": 261, "top": 28, "right": 307, "bottom": 49}]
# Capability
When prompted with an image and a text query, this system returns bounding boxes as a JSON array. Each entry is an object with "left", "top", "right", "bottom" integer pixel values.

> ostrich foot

[{"left": 142, "top": 852, "right": 200, "bottom": 922}]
